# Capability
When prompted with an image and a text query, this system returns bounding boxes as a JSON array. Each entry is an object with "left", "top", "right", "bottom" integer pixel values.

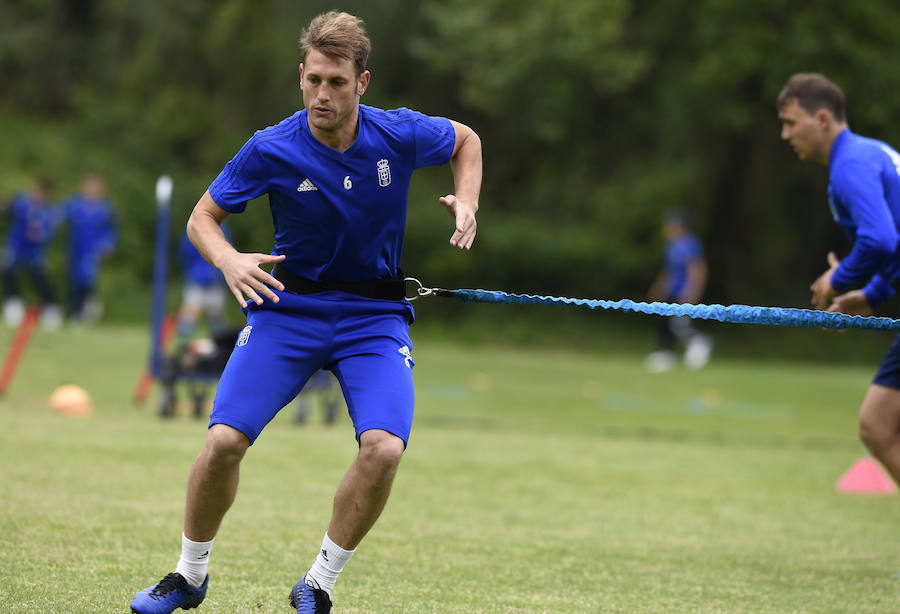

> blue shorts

[
  {"left": 210, "top": 290, "right": 416, "bottom": 445},
  {"left": 874, "top": 333, "right": 900, "bottom": 390}
]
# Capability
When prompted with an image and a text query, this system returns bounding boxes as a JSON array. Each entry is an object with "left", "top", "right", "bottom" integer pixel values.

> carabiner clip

[{"left": 404, "top": 277, "right": 434, "bottom": 301}]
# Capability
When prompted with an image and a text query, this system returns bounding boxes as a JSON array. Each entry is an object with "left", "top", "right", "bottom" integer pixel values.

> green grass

[{"left": 1, "top": 322, "right": 899, "bottom": 613}]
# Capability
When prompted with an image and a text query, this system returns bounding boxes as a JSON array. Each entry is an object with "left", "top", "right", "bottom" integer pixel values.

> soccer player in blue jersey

[
  {"left": 778, "top": 72, "right": 900, "bottom": 487},
  {"left": 1, "top": 176, "right": 63, "bottom": 330},
  {"left": 645, "top": 208, "right": 712, "bottom": 372},
  {"left": 63, "top": 172, "right": 117, "bottom": 323},
  {"left": 131, "top": 11, "right": 481, "bottom": 614}
]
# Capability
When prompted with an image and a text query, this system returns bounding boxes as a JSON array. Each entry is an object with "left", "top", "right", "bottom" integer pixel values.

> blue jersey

[
  {"left": 4, "top": 192, "right": 61, "bottom": 266},
  {"left": 63, "top": 194, "right": 117, "bottom": 284},
  {"left": 663, "top": 233, "right": 703, "bottom": 298},
  {"left": 208, "top": 104, "right": 455, "bottom": 282},
  {"left": 179, "top": 224, "right": 229, "bottom": 286},
  {"left": 827, "top": 129, "right": 900, "bottom": 308}
]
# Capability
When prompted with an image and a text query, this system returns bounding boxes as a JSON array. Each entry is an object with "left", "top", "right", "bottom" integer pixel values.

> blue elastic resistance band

[{"left": 409, "top": 284, "right": 900, "bottom": 332}]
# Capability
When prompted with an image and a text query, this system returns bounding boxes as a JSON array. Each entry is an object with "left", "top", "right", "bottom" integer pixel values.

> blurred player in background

[
  {"left": 293, "top": 369, "right": 341, "bottom": 426},
  {"left": 778, "top": 72, "right": 900, "bottom": 485},
  {"left": 645, "top": 207, "right": 712, "bottom": 372},
  {"left": 63, "top": 172, "right": 117, "bottom": 324},
  {"left": 1, "top": 176, "right": 63, "bottom": 330},
  {"left": 131, "top": 11, "right": 481, "bottom": 614},
  {"left": 175, "top": 223, "right": 231, "bottom": 343},
  {"left": 155, "top": 224, "right": 234, "bottom": 420}
]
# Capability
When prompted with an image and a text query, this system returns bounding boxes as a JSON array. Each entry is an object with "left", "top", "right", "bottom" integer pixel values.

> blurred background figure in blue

[
  {"left": 156, "top": 223, "right": 235, "bottom": 418},
  {"left": 645, "top": 207, "right": 712, "bottom": 372},
  {"left": 63, "top": 171, "right": 117, "bottom": 324},
  {"left": 175, "top": 222, "right": 231, "bottom": 343},
  {"left": 1, "top": 176, "right": 63, "bottom": 330},
  {"left": 293, "top": 369, "right": 341, "bottom": 427}
]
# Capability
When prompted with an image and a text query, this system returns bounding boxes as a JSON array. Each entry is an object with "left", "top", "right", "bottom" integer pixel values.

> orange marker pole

[
  {"left": 132, "top": 312, "right": 177, "bottom": 405},
  {"left": 0, "top": 307, "right": 41, "bottom": 396}
]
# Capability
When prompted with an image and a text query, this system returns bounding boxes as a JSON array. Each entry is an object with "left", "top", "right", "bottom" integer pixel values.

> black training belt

[{"left": 272, "top": 263, "right": 406, "bottom": 301}]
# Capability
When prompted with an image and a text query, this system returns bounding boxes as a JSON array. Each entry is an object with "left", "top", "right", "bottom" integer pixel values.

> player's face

[
  {"left": 82, "top": 175, "right": 105, "bottom": 200},
  {"left": 778, "top": 98, "right": 828, "bottom": 163},
  {"left": 32, "top": 183, "right": 51, "bottom": 203},
  {"left": 299, "top": 49, "right": 370, "bottom": 136},
  {"left": 663, "top": 219, "right": 684, "bottom": 239}
]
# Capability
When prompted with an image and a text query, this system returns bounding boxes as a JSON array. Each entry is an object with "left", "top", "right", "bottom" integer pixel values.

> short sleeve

[
  {"left": 208, "top": 134, "right": 271, "bottom": 213},
  {"left": 410, "top": 112, "right": 455, "bottom": 169}
]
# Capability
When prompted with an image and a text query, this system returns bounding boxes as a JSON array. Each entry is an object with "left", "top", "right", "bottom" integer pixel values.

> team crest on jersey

[
  {"left": 237, "top": 325, "right": 253, "bottom": 347},
  {"left": 377, "top": 159, "right": 391, "bottom": 187}
]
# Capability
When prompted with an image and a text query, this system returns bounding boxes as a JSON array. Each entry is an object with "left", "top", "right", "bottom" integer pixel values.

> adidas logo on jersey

[{"left": 297, "top": 178, "right": 318, "bottom": 192}]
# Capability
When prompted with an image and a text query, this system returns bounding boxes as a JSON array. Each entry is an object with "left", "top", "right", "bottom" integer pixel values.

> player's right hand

[
  {"left": 440, "top": 194, "right": 477, "bottom": 250},
  {"left": 219, "top": 252, "right": 286, "bottom": 308}
]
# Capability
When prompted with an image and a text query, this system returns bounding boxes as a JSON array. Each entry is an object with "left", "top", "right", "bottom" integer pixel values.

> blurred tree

[{"left": 411, "top": 0, "right": 900, "bottom": 306}]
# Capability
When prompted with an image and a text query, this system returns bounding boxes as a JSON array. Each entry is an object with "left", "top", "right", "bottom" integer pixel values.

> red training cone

[{"left": 836, "top": 457, "right": 896, "bottom": 494}]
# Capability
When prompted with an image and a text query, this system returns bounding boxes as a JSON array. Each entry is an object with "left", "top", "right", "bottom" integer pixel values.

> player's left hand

[
  {"left": 810, "top": 251, "right": 840, "bottom": 310},
  {"left": 440, "top": 194, "right": 477, "bottom": 250}
]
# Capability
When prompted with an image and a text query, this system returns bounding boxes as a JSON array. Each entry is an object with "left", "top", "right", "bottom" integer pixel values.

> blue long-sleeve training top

[{"left": 827, "top": 128, "right": 900, "bottom": 308}]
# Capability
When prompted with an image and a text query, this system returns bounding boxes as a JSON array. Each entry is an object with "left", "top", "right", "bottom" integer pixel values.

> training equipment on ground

[
  {"left": 49, "top": 384, "right": 92, "bottom": 417},
  {"left": 0, "top": 306, "right": 41, "bottom": 396},
  {"left": 132, "top": 312, "right": 177, "bottom": 405},
  {"left": 133, "top": 175, "right": 175, "bottom": 406},
  {"left": 149, "top": 175, "right": 173, "bottom": 378},
  {"left": 836, "top": 457, "right": 896, "bottom": 494}
]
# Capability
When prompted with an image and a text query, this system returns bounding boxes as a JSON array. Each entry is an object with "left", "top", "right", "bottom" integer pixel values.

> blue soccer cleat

[
  {"left": 131, "top": 572, "right": 208, "bottom": 613},
  {"left": 289, "top": 574, "right": 332, "bottom": 613}
]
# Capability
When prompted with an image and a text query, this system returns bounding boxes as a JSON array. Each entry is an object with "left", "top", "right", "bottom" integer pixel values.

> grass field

[{"left": 1, "top": 321, "right": 899, "bottom": 613}]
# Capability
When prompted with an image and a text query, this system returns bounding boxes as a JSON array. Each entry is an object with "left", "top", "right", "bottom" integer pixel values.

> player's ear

[
  {"left": 357, "top": 70, "right": 371, "bottom": 96},
  {"left": 815, "top": 107, "right": 832, "bottom": 128},
  {"left": 298, "top": 65, "right": 303, "bottom": 90}
]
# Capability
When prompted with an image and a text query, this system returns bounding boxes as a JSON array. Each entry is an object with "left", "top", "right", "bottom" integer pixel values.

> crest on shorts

[
  {"left": 237, "top": 325, "right": 252, "bottom": 347},
  {"left": 377, "top": 158, "right": 391, "bottom": 187},
  {"left": 398, "top": 345, "right": 413, "bottom": 368}
]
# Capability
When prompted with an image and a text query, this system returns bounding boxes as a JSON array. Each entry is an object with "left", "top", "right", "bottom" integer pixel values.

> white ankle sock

[
  {"left": 305, "top": 533, "right": 355, "bottom": 596},
  {"left": 175, "top": 533, "right": 214, "bottom": 588}
]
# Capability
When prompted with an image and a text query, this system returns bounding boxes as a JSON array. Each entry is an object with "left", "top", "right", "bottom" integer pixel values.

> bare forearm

[
  {"left": 450, "top": 124, "right": 482, "bottom": 209},
  {"left": 648, "top": 272, "right": 665, "bottom": 299},
  {"left": 186, "top": 190, "right": 285, "bottom": 307},
  {"left": 681, "top": 260, "right": 708, "bottom": 303},
  {"left": 186, "top": 191, "right": 236, "bottom": 269}
]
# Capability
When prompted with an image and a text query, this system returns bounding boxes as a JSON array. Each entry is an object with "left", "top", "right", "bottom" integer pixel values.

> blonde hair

[{"left": 299, "top": 11, "right": 370, "bottom": 75}]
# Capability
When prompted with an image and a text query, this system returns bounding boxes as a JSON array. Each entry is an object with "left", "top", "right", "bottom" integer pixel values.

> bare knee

[
  {"left": 860, "top": 414, "right": 884, "bottom": 452},
  {"left": 357, "top": 430, "right": 405, "bottom": 477},
  {"left": 858, "top": 385, "right": 900, "bottom": 455},
  {"left": 201, "top": 425, "right": 250, "bottom": 467},
  {"left": 859, "top": 412, "right": 895, "bottom": 455}
]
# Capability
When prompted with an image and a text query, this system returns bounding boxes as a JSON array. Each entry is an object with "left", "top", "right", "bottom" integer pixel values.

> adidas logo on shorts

[{"left": 297, "top": 178, "right": 318, "bottom": 192}]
